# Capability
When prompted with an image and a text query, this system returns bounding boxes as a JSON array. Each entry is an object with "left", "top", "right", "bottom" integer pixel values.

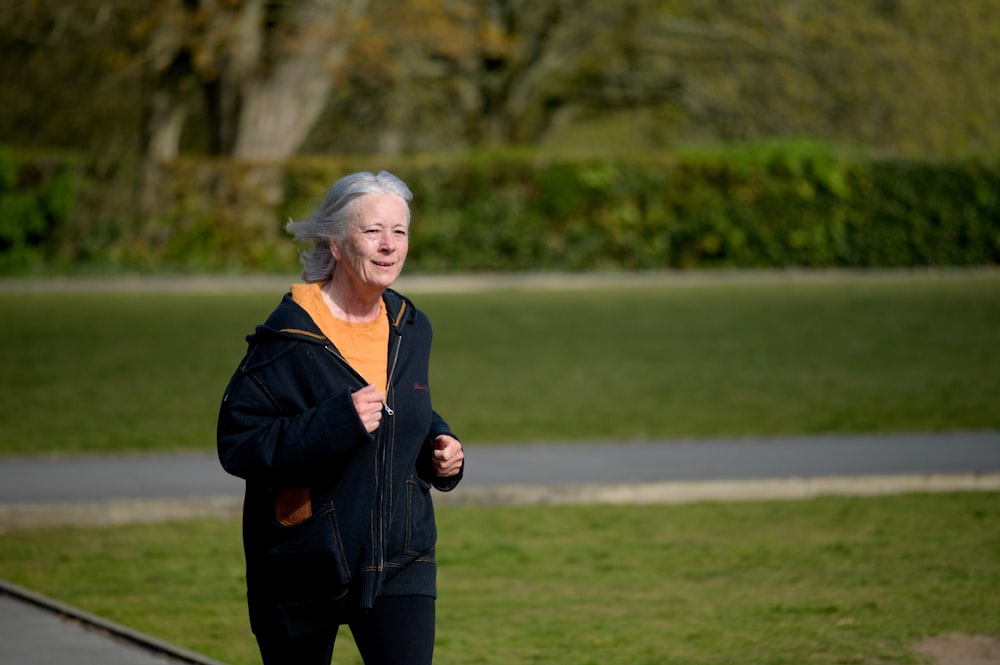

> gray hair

[{"left": 286, "top": 170, "right": 413, "bottom": 282}]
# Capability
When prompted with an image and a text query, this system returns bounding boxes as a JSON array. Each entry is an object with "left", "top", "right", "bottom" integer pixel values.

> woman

[{"left": 217, "top": 170, "right": 465, "bottom": 665}]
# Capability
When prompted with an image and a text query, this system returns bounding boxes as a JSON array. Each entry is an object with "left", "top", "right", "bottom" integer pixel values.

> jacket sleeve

[
  {"left": 418, "top": 409, "right": 464, "bottom": 492},
  {"left": 217, "top": 372, "right": 372, "bottom": 484}
]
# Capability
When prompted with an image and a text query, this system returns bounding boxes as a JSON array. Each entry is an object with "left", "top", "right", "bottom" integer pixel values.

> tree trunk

[
  {"left": 145, "top": 88, "right": 187, "bottom": 162},
  {"left": 139, "top": 0, "right": 364, "bottom": 161},
  {"left": 232, "top": 58, "right": 337, "bottom": 160},
  {"left": 233, "top": 0, "right": 365, "bottom": 160}
]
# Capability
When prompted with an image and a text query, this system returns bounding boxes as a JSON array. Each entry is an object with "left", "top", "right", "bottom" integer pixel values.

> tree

[
  {"left": 307, "top": 0, "right": 657, "bottom": 154},
  {"left": 633, "top": 0, "right": 1000, "bottom": 156},
  {"left": 3, "top": 0, "right": 1000, "bottom": 159},
  {"left": 140, "top": 0, "right": 368, "bottom": 162},
  {"left": 0, "top": 0, "right": 145, "bottom": 154}
]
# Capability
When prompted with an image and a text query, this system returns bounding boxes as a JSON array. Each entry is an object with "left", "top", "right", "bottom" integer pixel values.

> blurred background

[
  {"left": 1, "top": 8, "right": 998, "bottom": 664},
  {"left": 1, "top": 0, "right": 998, "bottom": 274}
]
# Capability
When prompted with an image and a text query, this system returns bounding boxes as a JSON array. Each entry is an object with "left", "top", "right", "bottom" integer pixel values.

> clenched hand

[
  {"left": 432, "top": 434, "right": 464, "bottom": 477},
  {"left": 352, "top": 383, "right": 384, "bottom": 433}
]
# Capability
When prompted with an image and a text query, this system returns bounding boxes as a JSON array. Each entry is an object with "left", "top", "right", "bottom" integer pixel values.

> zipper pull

[{"left": 383, "top": 403, "right": 394, "bottom": 416}]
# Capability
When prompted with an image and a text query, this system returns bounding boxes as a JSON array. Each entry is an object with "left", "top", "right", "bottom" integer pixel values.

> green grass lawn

[
  {"left": 1, "top": 271, "right": 998, "bottom": 664},
  {"left": 1, "top": 270, "right": 998, "bottom": 456},
  {"left": 1, "top": 493, "right": 997, "bottom": 665}
]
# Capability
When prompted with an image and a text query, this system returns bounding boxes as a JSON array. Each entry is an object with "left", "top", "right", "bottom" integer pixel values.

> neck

[{"left": 320, "top": 276, "right": 383, "bottom": 322}]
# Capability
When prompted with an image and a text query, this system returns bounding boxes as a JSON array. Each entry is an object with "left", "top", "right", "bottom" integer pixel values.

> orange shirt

[{"left": 290, "top": 283, "right": 389, "bottom": 396}]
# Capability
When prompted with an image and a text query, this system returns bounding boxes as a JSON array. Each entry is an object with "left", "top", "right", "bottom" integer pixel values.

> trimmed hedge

[
  {"left": 0, "top": 146, "right": 79, "bottom": 272},
  {"left": 1, "top": 143, "right": 998, "bottom": 274},
  {"left": 397, "top": 148, "right": 1000, "bottom": 271}
]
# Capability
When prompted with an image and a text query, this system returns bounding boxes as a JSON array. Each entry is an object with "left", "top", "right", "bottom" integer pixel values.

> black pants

[{"left": 256, "top": 595, "right": 436, "bottom": 665}]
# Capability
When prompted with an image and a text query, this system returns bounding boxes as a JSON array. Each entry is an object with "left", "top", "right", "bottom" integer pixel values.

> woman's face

[{"left": 330, "top": 193, "right": 410, "bottom": 295}]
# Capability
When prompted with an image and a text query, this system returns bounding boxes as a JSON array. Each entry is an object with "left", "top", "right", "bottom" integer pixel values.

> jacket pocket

[
  {"left": 404, "top": 478, "right": 438, "bottom": 557},
  {"left": 256, "top": 503, "right": 352, "bottom": 605}
]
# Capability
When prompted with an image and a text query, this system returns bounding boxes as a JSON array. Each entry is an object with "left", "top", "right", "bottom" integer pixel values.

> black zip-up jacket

[{"left": 217, "top": 288, "right": 462, "bottom": 638}]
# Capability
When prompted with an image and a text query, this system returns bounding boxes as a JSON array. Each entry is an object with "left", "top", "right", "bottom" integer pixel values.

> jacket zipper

[
  {"left": 322, "top": 345, "right": 369, "bottom": 386},
  {"left": 384, "top": 331, "right": 402, "bottom": 415},
  {"left": 316, "top": 303, "right": 404, "bottom": 603},
  {"left": 321, "top": 334, "right": 401, "bottom": 417},
  {"left": 322, "top": 340, "right": 388, "bottom": 594},
  {"left": 374, "top": 326, "right": 403, "bottom": 581}
]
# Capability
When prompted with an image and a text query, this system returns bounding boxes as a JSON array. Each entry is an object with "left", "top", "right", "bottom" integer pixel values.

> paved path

[
  {"left": 2, "top": 432, "right": 999, "bottom": 527},
  {"left": 0, "top": 579, "right": 227, "bottom": 665},
  {"left": 2, "top": 431, "right": 999, "bottom": 664}
]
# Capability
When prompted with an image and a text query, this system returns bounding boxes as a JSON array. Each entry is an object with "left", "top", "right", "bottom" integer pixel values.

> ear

[{"left": 328, "top": 237, "right": 342, "bottom": 262}]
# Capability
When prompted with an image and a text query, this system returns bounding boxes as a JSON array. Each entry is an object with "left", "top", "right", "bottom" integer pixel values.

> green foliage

[
  {"left": 844, "top": 159, "right": 1000, "bottom": 266},
  {"left": 396, "top": 143, "right": 1000, "bottom": 272},
  {"left": 2, "top": 143, "right": 999, "bottom": 273},
  {"left": 0, "top": 147, "right": 80, "bottom": 273},
  {"left": 143, "top": 160, "right": 299, "bottom": 273},
  {"left": 6, "top": 1, "right": 1000, "bottom": 160}
]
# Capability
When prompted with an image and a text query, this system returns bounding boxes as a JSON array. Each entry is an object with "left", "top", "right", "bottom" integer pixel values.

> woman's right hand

[{"left": 352, "top": 383, "right": 384, "bottom": 433}]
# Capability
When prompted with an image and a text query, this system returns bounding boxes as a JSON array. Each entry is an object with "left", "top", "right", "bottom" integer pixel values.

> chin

[{"left": 372, "top": 272, "right": 400, "bottom": 288}]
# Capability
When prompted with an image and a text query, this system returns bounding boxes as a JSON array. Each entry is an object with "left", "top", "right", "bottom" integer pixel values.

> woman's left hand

[{"left": 432, "top": 435, "right": 464, "bottom": 477}]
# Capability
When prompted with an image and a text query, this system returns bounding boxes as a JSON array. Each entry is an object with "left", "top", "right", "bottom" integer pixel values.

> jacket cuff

[{"left": 432, "top": 461, "right": 464, "bottom": 492}]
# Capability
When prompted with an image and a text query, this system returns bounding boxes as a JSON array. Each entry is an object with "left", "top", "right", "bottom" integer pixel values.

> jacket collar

[
  {"left": 383, "top": 288, "right": 412, "bottom": 332},
  {"left": 251, "top": 287, "right": 413, "bottom": 345}
]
